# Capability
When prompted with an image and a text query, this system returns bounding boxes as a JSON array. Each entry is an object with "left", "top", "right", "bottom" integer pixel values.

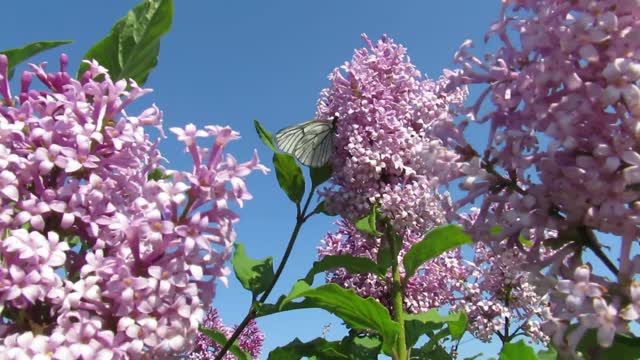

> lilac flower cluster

[
  {"left": 0, "top": 55, "right": 266, "bottom": 358},
  {"left": 448, "top": 0, "right": 640, "bottom": 354},
  {"left": 315, "top": 34, "right": 471, "bottom": 316},
  {"left": 317, "top": 34, "right": 466, "bottom": 234},
  {"left": 452, "top": 239, "right": 549, "bottom": 344},
  {"left": 318, "top": 219, "right": 469, "bottom": 313},
  {"left": 186, "top": 308, "right": 263, "bottom": 360}
]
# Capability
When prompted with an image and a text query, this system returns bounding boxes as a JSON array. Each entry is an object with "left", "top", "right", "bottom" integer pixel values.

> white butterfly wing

[
  {"left": 293, "top": 126, "right": 334, "bottom": 167},
  {"left": 275, "top": 119, "right": 334, "bottom": 167}
]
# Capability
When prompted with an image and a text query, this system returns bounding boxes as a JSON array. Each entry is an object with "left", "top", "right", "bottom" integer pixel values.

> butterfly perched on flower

[{"left": 275, "top": 117, "right": 337, "bottom": 168}]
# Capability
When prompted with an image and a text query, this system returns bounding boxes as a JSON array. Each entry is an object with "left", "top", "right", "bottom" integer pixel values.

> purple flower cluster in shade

[
  {"left": 447, "top": 0, "right": 640, "bottom": 354},
  {"left": 317, "top": 34, "right": 466, "bottom": 235},
  {"left": 0, "top": 55, "right": 267, "bottom": 359},
  {"left": 186, "top": 307, "right": 263, "bottom": 360},
  {"left": 318, "top": 219, "right": 469, "bottom": 313}
]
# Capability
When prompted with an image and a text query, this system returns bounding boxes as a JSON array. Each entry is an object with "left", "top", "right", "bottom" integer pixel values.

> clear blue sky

[{"left": 4, "top": 1, "right": 505, "bottom": 358}]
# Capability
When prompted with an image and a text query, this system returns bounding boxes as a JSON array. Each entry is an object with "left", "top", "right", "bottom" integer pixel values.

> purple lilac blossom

[
  {"left": 0, "top": 55, "right": 267, "bottom": 359},
  {"left": 186, "top": 308, "right": 263, "bottom": 360},
  {"left": 448, "top": 0, "right": 640, "bottom": 355},
  {"left": 452, "top": 238, "right": 550, "bottom": 344},
  {"left": 317, "top": 34, "right": 466, "bottom": 234},
  {"left": 315, "top": 34, "right": 469, "bottom": 314}
]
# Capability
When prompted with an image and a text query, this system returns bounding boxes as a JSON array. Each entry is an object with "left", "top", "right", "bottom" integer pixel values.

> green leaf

[
  {"left": 355, "top": 204, "right": 382, "bottom": 237},
  {"left": 518, "top": 234, "right": 533, "bottom": 247},
  {"left": 404, "top": 318, "right": 443, "bottom": 348},
  {"left": 310, "top": 164, "right": 332, "bottom": 188},
  {"left": 490, "top": 225, "right": 502, "bottom": 235},
  {"left": 0, "top": 40, "right": 72, "bottom": 80},
  {"left": 410, "top": 343, "right": 452, "bottom": 360},
  {"left": 614, "top": 333, "right": 640, "bottom": 347},
  {"left": 147, "top": 168, "right": 164, "bottom": 181},
  {"left": 404, "top": 309, "right": 467, "bottom": 347},
  {"left": 303, "top": 255, "right": 385, "bottom": 285},
  {"left": 268, "top": 337, "right": 349, "bottom": 360},
  {"left": 537, "top": 347, "right": 557, "bottom": 360},
  {"left": 280, "top": 282, "right": 400, "bottom": 356},
  {"left": 273, "top": 152, "right": 305, "bottom": 204},
  {"left": 403, "top": 225, "right": 472, "bottom": 280},
  {"left": 231, "top": 243, "right": 274, "bottom": 296},
  {"left": 254, "top": 295, "right": 319, "bottom": 318},
  {"left": 422, "top": 327, "right": 452, "bottom": 355},
  {"left": 446, "top": 311, "right": 468, "bottom": 340},
  {"left": 500, "top": 340, "right": 538, "bottom": 360},
  {"left": 341, "top": 333, "right": 382, "bottom": 359},
  {"left": 147, "top": 167, "right": 171, "bottom": 181},
  {"left": 78, "top": 0, "right": 173, "bottom": 84},
  {"left": 268, "top": 334, "right": 382, "bottom": 360},
  {"left": 574, "top": 330, "right": 640, "bottom": 359},
  {"left": 66, "top": 235, "right": 82, "bottom": 248},
  {"left": 310, "top": 201, "right": 334, "bottom": 217},
  {"left": 404, "top": 309, "right": 453, "bottom": 324},
  {"left": 254, "top": 120, "right": 278, "bottom": 152},
  {"left": 463, "top": 353, "right": 484, "bottom": 360},
  {"left": 280, "top": 280, "right": 313, "bottom": 305},
  {"left": 199, "top": 326, "right": 251, "bottom": 360}
]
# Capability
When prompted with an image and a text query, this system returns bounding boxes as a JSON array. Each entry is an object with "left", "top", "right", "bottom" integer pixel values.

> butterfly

[{"left": 275, "top": 117, "right": 336, "bottom": 168}]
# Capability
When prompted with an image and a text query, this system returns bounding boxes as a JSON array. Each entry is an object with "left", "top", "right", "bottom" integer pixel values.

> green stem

[
  {"left": 393, "top": 264, "right": 409, "bottom": 360},
  {"left": 213, "top": 187, "right": 315, "bottom": 360},
  {"left": 503, "top": 287, "right": 511, "bottom": 344},
  {"left": 580, "top": 226, "right": 619, "bottom": 277},
  {"left": 392, "top": 261, "right": 407, "bottom": 360},
  {"left": 258, "top": 217, "right": 304, "bottom": 303},
  {"left": 389, "top": 229, "right": 407, "bottom": 360},
  {"left": 213, "top": 307, "right": 254, "bottom": 360}
]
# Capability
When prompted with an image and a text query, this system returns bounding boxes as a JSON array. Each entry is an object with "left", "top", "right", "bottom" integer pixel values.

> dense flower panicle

[
  {"left": 314, "top": 34, "right": 472, "bottom": 320},
  {"left": 317, "top": 34, "right": 466, "bottom": 235},
  {"left": 448, "top": 0, "right": 640, "bottom": 354},
  {"left": 0, "top": 55, "right": 266, "bottom": 359},
  {"left": 186, "top": 308, "right": 263, "bottom": 360},
  {"left": 318, "top": 220, "right": 469, "bottom": 313}
]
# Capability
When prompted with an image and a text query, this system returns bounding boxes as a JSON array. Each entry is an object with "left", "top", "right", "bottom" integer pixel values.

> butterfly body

[{"left": 275, "top": 118, "right": 336, "bottom": 167}]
